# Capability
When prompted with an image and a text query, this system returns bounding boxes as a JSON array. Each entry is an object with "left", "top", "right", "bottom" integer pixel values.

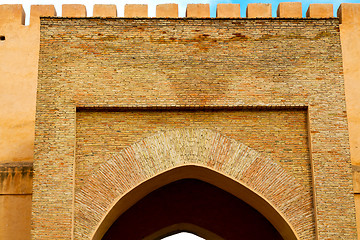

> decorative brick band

[{"left": 75, "top": 128, "right": 314, "bottom": 239}]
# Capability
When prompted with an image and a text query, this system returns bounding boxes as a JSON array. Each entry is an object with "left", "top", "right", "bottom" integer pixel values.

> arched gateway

[
  {"left": 33, "top": 16, "right": 357, "bottom": 239},
  {"left": 74, "top": 129, "right": 314, "bottom": 239}
]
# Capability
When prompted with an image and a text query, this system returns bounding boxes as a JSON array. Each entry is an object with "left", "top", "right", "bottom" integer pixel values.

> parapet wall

[{"left": 0, "top": 3, "right": 359, "bottom": 25}]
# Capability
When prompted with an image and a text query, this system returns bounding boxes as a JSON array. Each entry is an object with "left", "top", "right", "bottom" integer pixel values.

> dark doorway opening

[{"left": 102, "top": 179, "right": 283, "bottom": 240}]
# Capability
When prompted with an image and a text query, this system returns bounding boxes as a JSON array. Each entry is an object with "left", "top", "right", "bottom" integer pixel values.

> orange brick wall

[{"left": 32, "top": 17, "right": 355, "bottom": 239}]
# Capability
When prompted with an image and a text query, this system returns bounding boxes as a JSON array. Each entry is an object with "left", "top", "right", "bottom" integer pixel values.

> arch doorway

[
  {"left": 102, "top": 179, "right": 283, "bottom": 240},
  {"left": 79, "top": 130, "right": 314, "bottom": 239}
]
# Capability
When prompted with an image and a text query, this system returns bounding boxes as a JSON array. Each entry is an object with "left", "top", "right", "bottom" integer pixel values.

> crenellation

[
  {"left": 277, "top": 2, "right": 302, "bottom": 18},
  {"left": 306, "top": 4, "right": 333, "bottom": 18},
  {"left": 0, "top": 3, "right": 360, "bottom": 20},
  {"left": 62, "top": 4, "right": 86, "bottom": 17},
  {"left": 216, "top": 4, "right": 240, "bottom": 18},
  {"left": 93, "top": 4, "right": 117, "bottom": 18},
  {"left": 186, "top": 4, "right": 210, "bottom": 18},
  {"left": 246, "top": 3, "right": 272, "bottom": 18}
]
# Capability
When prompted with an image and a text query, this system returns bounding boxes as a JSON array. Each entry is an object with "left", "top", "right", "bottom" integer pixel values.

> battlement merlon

[
  {"left": 30, "top": 5, "right": 56, "bottom": 25},
  {"left": 156, "top": 4, "right": 178, "bottom": 18},
  {"left": 338, "top": 3, "right": 360, "bottom": 25},
  {"left": 62, "top": 4, "right": 86, "bottom": 17},
  {"left": 0, "top": 4, "right": 25, "bottom": 25},
  {"left": 93, "top": 4, "right": 117, "bottom": 18},
  {"left": 1, "top": 3, "right": 360, "bottom": 26}
]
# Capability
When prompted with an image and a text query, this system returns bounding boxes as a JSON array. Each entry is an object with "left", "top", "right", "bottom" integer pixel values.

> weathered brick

[{"left": 33, "top": 17, "right": 356, "bottom": 240}]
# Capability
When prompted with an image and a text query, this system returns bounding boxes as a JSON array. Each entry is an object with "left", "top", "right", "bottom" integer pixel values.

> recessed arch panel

[{"left": 74, "top": 129, "right": 315, "bottom": 239}]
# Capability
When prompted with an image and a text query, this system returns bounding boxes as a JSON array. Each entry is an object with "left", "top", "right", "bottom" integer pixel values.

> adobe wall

[{"left": 0, "top": 2, "right": 360, "bottom": 239}]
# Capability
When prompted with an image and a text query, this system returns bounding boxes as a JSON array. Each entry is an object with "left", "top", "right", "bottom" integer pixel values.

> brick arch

[{"left": 74, "top": 128, "right": 315, "bottom": 240}]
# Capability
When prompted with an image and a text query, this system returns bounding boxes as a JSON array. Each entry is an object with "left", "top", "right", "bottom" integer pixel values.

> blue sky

[{"left": 1, "top": 0, "right": 360, "bottom": 24}]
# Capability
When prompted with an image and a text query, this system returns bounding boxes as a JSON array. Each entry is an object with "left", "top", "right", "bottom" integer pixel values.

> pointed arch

[{"left": 74, "top": 129, "right": 315, "bottom": 239}]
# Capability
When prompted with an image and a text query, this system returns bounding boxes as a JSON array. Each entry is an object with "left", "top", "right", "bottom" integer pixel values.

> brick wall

[
  {"left": 33, "top": 17, "right": 356, "bottom": 239},
  {"left": 76, "top": 109, "right": 311, "bottom": 196}
]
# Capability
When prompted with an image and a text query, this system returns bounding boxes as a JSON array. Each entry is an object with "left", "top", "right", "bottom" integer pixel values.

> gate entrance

[
  {"left": 32, "top": 16, "right": 357, "bottom": 240},
  {"left": 102, "top": 179, "right": 283, "bottom": 240},
  {"left": 79, "top": 130, "right": 313, "bottom": 240}
]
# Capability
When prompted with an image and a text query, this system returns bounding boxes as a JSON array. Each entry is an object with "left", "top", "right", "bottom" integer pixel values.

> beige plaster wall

[
  {"left": 339, "top": 4, "right": 360, "bottom": 166},
  {"left": 0, "top": 162, "right": 32, "bottom": 239},
  {"left": 0, "top": 195, "right": 32, "bottom": 240},
  {"left": 339, "top": 4, "right": 360, "bottom": 239},
  {"left": 0, "top": 16, "right": 38, "bottom": 235},
  {"left": 0, "top": 7, "right": 41, "bottom": 163},
  {"left": 0, "top": 5, "right": 55, "bottom": 240}
]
